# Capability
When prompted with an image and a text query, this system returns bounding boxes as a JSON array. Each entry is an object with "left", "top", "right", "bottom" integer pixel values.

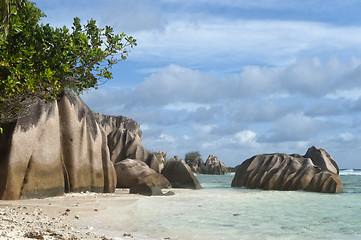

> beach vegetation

[
  {"left": 0, "top": 0, "right": 136, "bottom": 124},
  {"left": 185, "top": 151, "right": 201, "bottom": 164}
]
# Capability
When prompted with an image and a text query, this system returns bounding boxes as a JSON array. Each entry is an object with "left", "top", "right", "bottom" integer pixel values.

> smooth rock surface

[
  {"left": 161, "top": 160, "right": 202, "bottom": 189},
  {"left": 204, "top": 155, "right": 229, "bottom": 175},
  {"left": 0, "top": 91, "right": 116, "bottom": 200},
  {"left": 114, "top": 159, "right": 171, "bottom": 189},
  {"left": 231, "top": 146, "right": 343, "bottom": 193}
]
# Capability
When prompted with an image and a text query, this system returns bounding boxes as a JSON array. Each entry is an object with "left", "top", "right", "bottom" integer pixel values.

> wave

[{"left": 340, "top": 169, "right": 361, "bottom": 175}]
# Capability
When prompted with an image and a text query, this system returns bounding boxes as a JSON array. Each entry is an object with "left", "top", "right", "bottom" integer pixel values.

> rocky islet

[{"left": 231, "top": 146, "right": 343, "bottom": 193}]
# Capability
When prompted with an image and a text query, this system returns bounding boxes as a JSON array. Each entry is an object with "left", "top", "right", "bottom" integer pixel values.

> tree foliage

[
  {"left": 185, "top": 151, "right": 201, "bottom": 164},
  {"left": 1, "top": 0, "right": 24, "bottom": 38},
  {"left": 0, "top": 1, "right": 136, "bottom": 123}
]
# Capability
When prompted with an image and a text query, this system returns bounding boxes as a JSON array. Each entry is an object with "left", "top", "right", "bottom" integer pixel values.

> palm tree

[{"left": 0, "top": 0, "right": 24, "bottom": 38}]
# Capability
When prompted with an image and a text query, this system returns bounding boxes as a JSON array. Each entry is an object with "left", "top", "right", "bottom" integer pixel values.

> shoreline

[{"left": 0, "top": 189, "right": 168, "bottom": 240}]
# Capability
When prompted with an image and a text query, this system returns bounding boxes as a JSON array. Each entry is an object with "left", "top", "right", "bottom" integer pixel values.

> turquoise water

[{"left": 123, "top": 170, "right": 361, "bottom": 240}]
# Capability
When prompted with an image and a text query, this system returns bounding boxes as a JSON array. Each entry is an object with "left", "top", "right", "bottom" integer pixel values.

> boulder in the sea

[
  {"left": 0, "top": 91, "right": 117, "bottom": 200},
  {"left": 161, "top": 159, "right": 202, "bottom": 189},
  {"left": 204, "top": 155, "right": 229, "bottom": 175},
  {"left": 231, "top": 146, "right": 343, "bottom": 193},
  {"left": 114, "top": 158, "right": 171, "bottom": 189},
  {"left": 186, "top": 154, "right": 229, "bottom": 175}
]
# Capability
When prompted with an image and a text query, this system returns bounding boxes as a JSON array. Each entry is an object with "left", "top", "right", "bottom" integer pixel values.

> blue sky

[{"left": 36, "top": 0, "right": 361, "bottom": 168}]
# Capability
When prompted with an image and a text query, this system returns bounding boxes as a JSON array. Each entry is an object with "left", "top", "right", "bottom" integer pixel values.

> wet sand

[{"left": 0, "top": 189, "right": 166, "bottom": 240}]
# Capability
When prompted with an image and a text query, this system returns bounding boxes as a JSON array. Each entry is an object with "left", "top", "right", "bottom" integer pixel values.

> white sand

[{"left": 0, "top": 189, "right": 169, "bottom": 240}]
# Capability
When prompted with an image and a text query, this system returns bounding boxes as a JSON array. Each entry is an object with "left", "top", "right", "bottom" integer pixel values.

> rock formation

[
  {"left": 186, "top": 156, "right": 207, "bottom": 174},
  {"left": 1, "top": 90, "right": 213, "bottom": 200},
  {"left": 161, "top": 159, "right": 202, "bottom": 189},
  {"left": 231, "top": 146, "right": 343, "bottom": 193},
  {"left": 94, "top": 113, "right": 160, "bottom": 173},
  {"left": 0, "top": 91, "right": 117, "bottom": 200},
  {"left": 114, "top": 159, "right": 171, "bottom": 189},
  {"left": 186, "top": 155, "right": 229, "bottom": 175},
  {"left": 153, "top": 150, "right": 168, "bottom": 172},
  {"left": 204, "top": 155, "right": 229, "bottom": 175}
]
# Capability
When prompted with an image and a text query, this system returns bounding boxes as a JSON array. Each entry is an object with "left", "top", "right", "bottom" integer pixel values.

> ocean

[{"left": 111, "top": 169, "right": 361, "bottom": 240}]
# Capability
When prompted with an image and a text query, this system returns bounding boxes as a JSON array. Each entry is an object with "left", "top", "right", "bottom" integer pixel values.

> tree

[
  {"left": 1, "top": 0, "right": 24, "bottom": 38},
  {"left": 0, "top": 1, "right": 136, "bottom": 124},
  {"left": 185, "top": 152, "right": 201, "bottom": 164}
]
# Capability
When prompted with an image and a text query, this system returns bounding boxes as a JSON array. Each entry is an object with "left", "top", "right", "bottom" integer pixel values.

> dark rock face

[
  {"left": 129, "top": 183, "right": 164, "bottom": 196},
  {"left": 114, "top": 159, "right": 171, "bottom": 189},
  {"left": 161, "top": 160, "right": 202, "bottom": 189},
  {"left": 186, "top": 155, "right": 229, "bottom": 175},
  {"left": 231, "top": 146, "right": 343, "bottom": 193},
  {"left": 0, "top": 91, "right": 117, "bottom": 200},
  {"left": 186, "top": 157, "right": 207, "bottom": 174}
]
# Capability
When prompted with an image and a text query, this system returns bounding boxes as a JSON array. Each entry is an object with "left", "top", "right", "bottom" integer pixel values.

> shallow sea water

[{"left": 102, "top": 170, "right": 361, "bottom": 240}]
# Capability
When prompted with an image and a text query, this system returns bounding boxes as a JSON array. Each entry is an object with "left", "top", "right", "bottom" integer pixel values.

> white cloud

[
  {"left": 132, "top": 18, "right": 361, "bottom": 68},
  {"left": 260, "top": 113, "right": 339, "bottom": 143},
  {"left": 164, "top": 102, "right": 211, "bottom": 112},
  {"left": 193, "top": 124, "right": 217, "bottom": 135},
  {"left": 339, "top": 132, "right": 356, "bottom": 142},
  {"left": 326, "top": 88, "right": 361, "bottom": 101},
  {"left": 235, "top": 130, "right": 258, "bottom": 145},
  {"left": 183, "top": 135, "right": 191, "bottom": 140}
]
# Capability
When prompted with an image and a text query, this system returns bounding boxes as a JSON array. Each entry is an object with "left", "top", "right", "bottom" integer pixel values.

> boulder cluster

[
  {"left": 0, "top": 91, "right": 344, "bottom": 198},
  {"left": 0, "top": 91, "right": 200, "bottom": 200},
  {"left": 186, "top": 155, "right": 229, "bottom": 175}
]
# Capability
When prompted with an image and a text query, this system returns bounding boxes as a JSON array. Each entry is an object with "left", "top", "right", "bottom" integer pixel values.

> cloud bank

[
  {"left": 83, "top": 57, "right": 361, "bottom": 168},
  {"left": 35, "top": 0, "right": 361, "bottom": 168}
]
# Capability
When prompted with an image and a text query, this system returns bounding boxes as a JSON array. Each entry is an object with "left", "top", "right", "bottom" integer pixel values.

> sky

[{"left": 35, "top": 0, "right": 361, "bottom": 168}]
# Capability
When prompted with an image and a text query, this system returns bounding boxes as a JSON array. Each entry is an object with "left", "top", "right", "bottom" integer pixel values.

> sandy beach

[{"left": 0, "top": 189, "right": 165, "bottom": 240}]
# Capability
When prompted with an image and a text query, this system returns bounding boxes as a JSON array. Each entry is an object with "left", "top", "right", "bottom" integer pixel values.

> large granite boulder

[
  {"left": 0, "top": 91, "right": 117, "bottom": 200},
  {"left": 231, "top": 146, "right": 343, "bottom": 193},
  {"left": 95, "top": 113, "right": 160, "bottom": 173},
  {"left": 114, "top": 159, "right": 171, "bottom": 189},
  {"left": 204, "top": 155, "right": 229, "bottom": 175},
  {"left": 161, "top": 160, "right": 202, "bottom": 189}
]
